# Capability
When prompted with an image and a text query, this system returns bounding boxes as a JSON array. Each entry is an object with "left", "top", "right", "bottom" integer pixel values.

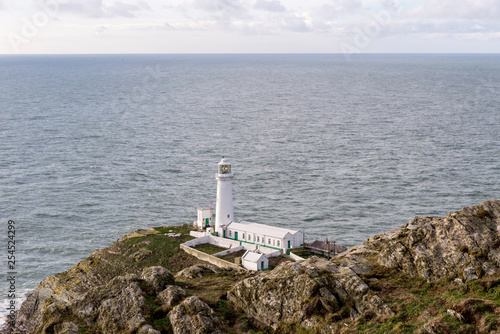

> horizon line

[{"left": 1, "top": 52, "right": 500, "bottom": 56}]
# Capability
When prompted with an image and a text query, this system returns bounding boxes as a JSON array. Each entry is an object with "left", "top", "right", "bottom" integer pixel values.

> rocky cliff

[
  {"left": 3, "top": 200, "right": 500, "bottom": 334},
  {"left": 343, "top": 199, "right": 500, "bottom": 282}
]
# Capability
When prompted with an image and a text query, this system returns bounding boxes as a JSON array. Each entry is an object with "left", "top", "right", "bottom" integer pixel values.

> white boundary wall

[
  {"left": 189, "top": 231, "right": 207, "bottom": 238},
  {"left": 264, "top": 250, "right": 282, "bottom": 258},
  {"left": 289, "top": 252, "right": 305, "bottom": 262},
  {"left": 183, "top": 235, "right": 211, "bottom": 247},
  {"left": 183, "top": 234, "right": 284, "bottom": 258}
]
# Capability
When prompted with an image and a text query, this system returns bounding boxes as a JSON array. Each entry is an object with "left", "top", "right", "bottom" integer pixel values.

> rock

[
  {"left": 132, "top": 248, "right": 153, "bottom": 261},
  {"left": 140, "top": 266, "right": 175, "bottom": 293},
  {"left": 176, "top": 263, "right": 221, "bottom": 279},
  {"left": 54, "top": 322, "right": 79, "bottom": 334},
  {"left": 463, "top": 267, "right": 480, "bottom": 280},
  {"left": 446, "top": 309, "right": 465, "bottom": 322},
  {"left": 137, "top": 324, "right": 161, "bottom": 334},
  {"left": 125, "top": 314, "right": 147, "bottom": 333},
  {"left": 319, "top": 287, "right": 340, "bottom": 313},
  {"left": 158, "top": 285, "right": 186, "bottom": 307},
  {"left": 95, "top": 275, "right": 146, "bottom": 334},
  {"left": 344, "top": 200, "right": 500, "bottom": 282},
  {"left": 339, "top": 256, "right": 374, "bottom": 275},
  {"left": 9, "top": 284, "right": 55, "bottom": 334},
  {"left": 169, "top": 296, "right": 222, "bottom": 334},
  {"left": 228, "top": 257, "right": 393, "bottom": 329}
]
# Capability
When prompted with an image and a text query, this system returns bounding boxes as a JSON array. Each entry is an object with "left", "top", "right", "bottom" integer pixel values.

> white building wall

[
  {"left": 242, "top": 256, "right": 268, "bottom": 271},
  {"left": 197, "top": 207, "right": 213, "bottom": 229}
]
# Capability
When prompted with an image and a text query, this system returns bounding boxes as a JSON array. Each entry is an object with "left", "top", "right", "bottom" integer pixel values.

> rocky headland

[{"left": 3, "top": 200, "right": 500, "bottom": 334}]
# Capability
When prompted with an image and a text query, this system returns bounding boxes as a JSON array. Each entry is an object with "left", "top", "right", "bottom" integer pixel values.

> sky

[{"left": 1, "top": 0, "right": 500, "bottom": 54}]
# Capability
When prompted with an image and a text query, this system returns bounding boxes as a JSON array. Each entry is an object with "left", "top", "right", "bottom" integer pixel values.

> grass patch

[
  {"left": 193, "top": 243, "right": 228, "bottom": 255},
  {"left": 219, "top": 249, "right": 246, "bottom": 263},
  {"left": 355, "top": 264, "right": 500, "bottom": 333}
]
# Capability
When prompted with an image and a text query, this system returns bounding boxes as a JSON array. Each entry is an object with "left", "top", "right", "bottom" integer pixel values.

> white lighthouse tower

[{"left": 215, "top": 157, "right": 234, "bottom": 236}]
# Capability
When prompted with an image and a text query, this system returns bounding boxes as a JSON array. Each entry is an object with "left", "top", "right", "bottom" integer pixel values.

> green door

[
  {"left": 288, "top": 240, "right": 291, "bottom": 249},
  {"left": 235, "top": 232, "right": 238, "bottom": 240},
  {"left": 261, "top": 261, "right": 264, "bottom": 270},
  {"left": 205, "top": 218, "right": 209, "bottom": 227}
]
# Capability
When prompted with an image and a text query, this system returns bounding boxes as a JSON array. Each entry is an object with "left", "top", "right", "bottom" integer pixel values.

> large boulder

[
  {"left": 169, "top": 296, "right": 223, "bottom": 334},
  {"left": 94, "top": 275, "right": 146, "bottom": 334},
  {"left": 158, "top": 285, "right": 186, "bottom": 307},
  {"left": 228, "top": 257, "right": 393, "bottom": 330},
  {"left": 140, "top": 266, "right": 175, "bottom": 293}
]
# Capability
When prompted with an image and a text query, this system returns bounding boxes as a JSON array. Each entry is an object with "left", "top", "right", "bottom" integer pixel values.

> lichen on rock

[
  {"left": 140, "top": 266, "right": 175, "bottom": 294},
  {"left": 228, "top": 256, "right": 393, "bottom": 330},
  {"left": 168, "top": 296, "right": 223, "bottom": 334},
  {"left": 345, "top": 199, "right": 500, "bottom": 282}
]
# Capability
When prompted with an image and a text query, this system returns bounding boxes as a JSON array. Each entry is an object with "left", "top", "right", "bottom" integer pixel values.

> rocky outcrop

[
  {"left": 140, "top": 266, "right": 175, "bottom": 293},
  {"left": 5, "top": 268, "right": 172, "bottom": 334},
  {"left": 228, "top": 256, "right": 393, "bottom": 330},
  {"left": 343, "top": 200, "right": 500, "bottom": 282},
  {"left": 169, "top": 296, "right": 223, "bottom": 334},
  {"left": 6, "top": 201, "right": 500, "bottom": 334},
  {"left": 158, "top": 285, "right": 186, "bottom": 308},
  {"left": 93, "top": 274, "right": 147, "bottom": 334},
  {"left": 176, "top": 263, "right": 221, "bottom": 279}
]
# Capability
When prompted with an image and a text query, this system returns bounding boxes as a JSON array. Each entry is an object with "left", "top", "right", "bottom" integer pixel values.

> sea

[{"left": 1, "top": 54, "right": 499, "bottom": 326}]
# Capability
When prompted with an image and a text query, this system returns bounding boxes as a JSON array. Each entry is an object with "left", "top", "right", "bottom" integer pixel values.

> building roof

[
  {"left": 226, "top": 221, "right": 300, "bottom": 239},
  {"left": 242, "top": 250, "right": 266, "bottom": 263}
]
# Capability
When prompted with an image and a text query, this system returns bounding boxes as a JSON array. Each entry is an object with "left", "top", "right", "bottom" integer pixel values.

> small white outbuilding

[
  {"left": 241, "top": 250, "right": 268, "bottom": 271},
  {"left": 196, "top": 206, "right": 213, "bottom": 230}
]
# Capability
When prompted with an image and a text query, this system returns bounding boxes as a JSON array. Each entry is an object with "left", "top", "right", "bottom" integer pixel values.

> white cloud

[
  {"left": 314, "top": 0, "right": 363, "bottom": 18},
  {"left": 415, "top": 0, "right": 500, "bottom": 19},
  {"left": 1, "top": 0, "right": 500, "bottom": 53},
  {"left": 280, "top": 12, "right": 313, "bottom": 32},
  {"left": 58, "top": 0, "right": 151, "bottom": 18},
  {"left": 191, "top": 0, "right": 247, "bottom": 15},
  {"left": 254, "top": 0, "right": 286, "bottom": 13}
]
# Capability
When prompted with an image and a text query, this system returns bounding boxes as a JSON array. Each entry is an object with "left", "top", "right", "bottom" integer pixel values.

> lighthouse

[{"left": 215, "top": 157, "right": 234, "bottom": 236}]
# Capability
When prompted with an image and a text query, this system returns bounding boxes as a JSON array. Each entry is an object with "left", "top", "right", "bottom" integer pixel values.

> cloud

[
  {"left": 254, "top": 0, "right": 286, "bottom": 13},
  {"left": 280, "top": 13, "right": 313, "bottom": 32},
  {"left": 415, "top": 0, "right": 500, "bottom": 20},
  {"left": 191, "top": 0, "right": 247, "bottom": 15},
  {"left": 314, "top": 0, "right": 363, "bottom": 19},
  {"left": 58, "top": 0, "right": 151, "bottom": 18}
]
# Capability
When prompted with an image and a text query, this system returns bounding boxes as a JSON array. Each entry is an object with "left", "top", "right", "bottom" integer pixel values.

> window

[
  {"left": 268, "top": 239, "right": 271, "bottom": 245},
  {"left": 242, "top": 233, "right": 245, "bottom": 239},
  {"left": 273, "top": 239, "right": 275, "bottom": 246},
  {"left": 277, "top": 240, "right": 280, "bottom": 247},
  {"left": 228, "top": 231, "right": 231, "bottom": 237},
  {"left": 248, "top": 234, "right": 251, "bottom": 241},
  {"left": 257, "top": 236, "right": 260, "bottom": 243}
]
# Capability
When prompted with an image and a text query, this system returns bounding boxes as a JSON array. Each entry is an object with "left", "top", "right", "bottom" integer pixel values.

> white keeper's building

[
  {"left": 224, "top": 221, "right": 303, "bottom": 251},
  {"left": 196, "top": 158, "right": 304, "bottom": 253}
]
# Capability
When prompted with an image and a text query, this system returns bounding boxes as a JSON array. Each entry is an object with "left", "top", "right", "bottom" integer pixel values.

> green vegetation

[
  {"left": 352, "top": 265, "right": 500, "bottom": 334},
  {"left": 193, "top": 243, "right": 228, "bottom": 255},
  {"left": 105, "top": 224, "right": 199, "bottom": 275}
]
